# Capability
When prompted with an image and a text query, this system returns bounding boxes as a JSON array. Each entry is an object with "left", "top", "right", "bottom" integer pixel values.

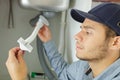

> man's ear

[{"left": 112, "top": 36, "right": 120, "bottom": 49}]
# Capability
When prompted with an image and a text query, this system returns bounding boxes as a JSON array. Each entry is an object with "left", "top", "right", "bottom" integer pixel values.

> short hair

[{"left": 104, "top": 25, "right": 117, "bottom": 40}]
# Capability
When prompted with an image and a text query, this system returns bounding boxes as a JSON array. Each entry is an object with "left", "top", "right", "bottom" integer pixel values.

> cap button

[{"left": 117, "top": 21, "right": 120, "bottom": 28}]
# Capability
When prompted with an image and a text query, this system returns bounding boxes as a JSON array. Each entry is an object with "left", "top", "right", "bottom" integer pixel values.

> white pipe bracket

[{"left": 17, "top": 15, "right": 49, "bottom": 53}]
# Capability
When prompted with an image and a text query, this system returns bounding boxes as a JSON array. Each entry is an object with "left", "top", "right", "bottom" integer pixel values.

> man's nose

[{"left": 74, "top": 31, "right": 83, "bottom": 41}]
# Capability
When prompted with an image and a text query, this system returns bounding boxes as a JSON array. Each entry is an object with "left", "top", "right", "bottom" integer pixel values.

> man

[{"left": 6, "top": 3, "right": 120, "bottom": 80}]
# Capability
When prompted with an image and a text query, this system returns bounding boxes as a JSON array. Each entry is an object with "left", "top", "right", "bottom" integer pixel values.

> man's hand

[
  {"left": 6, "top": 47, "right": 27, "bottom": 80},
  {"left": 38, "top": 25, "right": 52, "bottom": 43}
]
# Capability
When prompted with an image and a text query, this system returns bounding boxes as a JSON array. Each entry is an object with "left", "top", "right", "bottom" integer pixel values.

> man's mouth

[{"left": 76, "top": 44, "right": 84, "bottom": 50}]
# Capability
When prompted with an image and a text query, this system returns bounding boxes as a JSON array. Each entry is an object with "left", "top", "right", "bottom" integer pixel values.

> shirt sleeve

[{"left": 43, "top": 40, "right": 77, "bottom": 80}]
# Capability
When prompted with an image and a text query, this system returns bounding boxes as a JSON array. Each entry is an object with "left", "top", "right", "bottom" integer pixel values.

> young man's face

[{"left": 75, "top": 18, "right": 111, "bottom": 61}]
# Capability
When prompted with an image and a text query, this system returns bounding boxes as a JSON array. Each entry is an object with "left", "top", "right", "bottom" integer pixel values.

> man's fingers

[
  {"left": 8, "top": 47, "right": 20, "bottom": 57},
  {"left": 6, "top": 47, "right": 21, "bottom": 64},
  {"left": 17, "top": 50, "right": 25, "bottom": 63}
]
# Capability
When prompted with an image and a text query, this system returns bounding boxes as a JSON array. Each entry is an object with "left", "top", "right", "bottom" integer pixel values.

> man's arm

[{"left": 38, "top": 25, "right": 77, "bottom": 80}]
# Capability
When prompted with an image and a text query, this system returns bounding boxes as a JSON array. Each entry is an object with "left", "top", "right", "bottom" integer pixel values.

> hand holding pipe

[{"left": 17, "top": 15, "right": 49, "bottom": 52}]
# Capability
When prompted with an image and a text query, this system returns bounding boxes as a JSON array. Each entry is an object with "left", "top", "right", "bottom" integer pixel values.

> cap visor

[{"left": 70, "top": 9, "right": 101, "bottom": 23}]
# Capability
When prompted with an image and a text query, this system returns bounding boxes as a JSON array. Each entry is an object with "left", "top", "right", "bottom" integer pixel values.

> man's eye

[{"left": 86, "top": 31, "right": 92, "bottom": 35}]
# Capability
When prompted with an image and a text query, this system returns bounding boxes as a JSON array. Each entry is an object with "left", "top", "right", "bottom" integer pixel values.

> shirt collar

[{"left": 86, "top": 58, "right": 120, "bottom": 80}]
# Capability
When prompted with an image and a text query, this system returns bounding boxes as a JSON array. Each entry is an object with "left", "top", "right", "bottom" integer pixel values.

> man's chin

[
  {"left": 76, "top": 56, "right": 91, "bottom": 61},
  {"left": 78, "top": 58, "right": 88, "bottom": 61},
  {"left": 76, "top": 55, "right": 85, "bottom": 60}
]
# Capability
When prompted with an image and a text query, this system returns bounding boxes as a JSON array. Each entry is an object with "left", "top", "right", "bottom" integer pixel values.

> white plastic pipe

[{"left": 17, "top": 15, "right": 49, "bottom": 52}]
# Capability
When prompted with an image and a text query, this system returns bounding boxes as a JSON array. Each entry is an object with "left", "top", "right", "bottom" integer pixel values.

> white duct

[{"left": 58, "top": 11, "right": 67, "bottom": 55}]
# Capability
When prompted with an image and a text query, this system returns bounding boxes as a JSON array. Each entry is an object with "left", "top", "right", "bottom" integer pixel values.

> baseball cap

[{"left": 71, "top": 3, "right": 120, "bottom": 36}]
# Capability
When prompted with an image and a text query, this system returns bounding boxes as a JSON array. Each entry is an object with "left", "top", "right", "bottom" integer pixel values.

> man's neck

[{"left": 89, "top": 56, "right": 119, "bottom": 78}]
